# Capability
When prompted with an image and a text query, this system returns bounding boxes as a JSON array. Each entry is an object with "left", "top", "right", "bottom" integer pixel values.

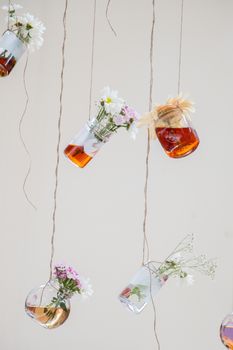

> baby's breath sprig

[{"left": 151, "top": 234, "right": 217, "bottom": 285}]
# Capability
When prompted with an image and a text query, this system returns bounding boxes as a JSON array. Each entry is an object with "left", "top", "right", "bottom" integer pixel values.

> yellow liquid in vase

[{"left": 26, "top": 306, "right": 70, "bottom": 329}]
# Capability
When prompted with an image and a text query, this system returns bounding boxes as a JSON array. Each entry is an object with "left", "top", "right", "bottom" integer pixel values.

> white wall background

[{"left": 0, "top": 0, "right": 232, "bottom": 349}]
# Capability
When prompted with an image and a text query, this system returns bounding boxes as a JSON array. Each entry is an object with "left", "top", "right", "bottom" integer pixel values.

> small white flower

[
  {"left": 7, "top": 12, "right": 46, "bottom": 52},
  {"left": 186, "top": 274, "right": 194, "bottom": 285},
  {"left": 101, "top": 86, "right": 124, "bottom": 116},
  {"left": 128, "top": 122, "right": 138, "bottom": 140},
  {"left": 79, "top": 277, "right": 93, "bottom": 299},
  {"left": 17, "top": 13, "right": 46, "bottom": 52}
]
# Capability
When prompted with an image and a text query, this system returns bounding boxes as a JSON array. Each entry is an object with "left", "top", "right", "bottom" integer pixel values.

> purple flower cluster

[
  {"left": 113, "top": 105, "right": 139, "bottom": 127},
  {"left": 53, "top": 264, "right": 82, "bottom": 289}
]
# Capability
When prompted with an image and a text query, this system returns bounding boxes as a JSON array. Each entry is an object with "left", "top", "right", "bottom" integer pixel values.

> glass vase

[
  {"left": 64, "top": 118, "right": 114, "bottom": 168},
  {"left": 25, "top": 280, "right": 71, "bottom": 329},
  {"left": 155, "top": 105, "right": 199, "bottom": 158},
  {"left": 0, "top": 30, "right": 27, "bottom": 77},
  {"left": 220, "top": 313, "right": 233, "bottom": 349},
  {"left": 119, "top": 263, "right": 168, "bottom": 314}
]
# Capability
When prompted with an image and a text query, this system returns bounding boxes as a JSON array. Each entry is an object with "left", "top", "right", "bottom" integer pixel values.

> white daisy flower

[
  {"left": 17, "top": 13, "right": 46, "bottom": 52},
  {"left": 79, "top": 277, "right": 94, "bottom": 299},
  {"left": 101, "top": 86, "right": 124, "bottom": 116}
]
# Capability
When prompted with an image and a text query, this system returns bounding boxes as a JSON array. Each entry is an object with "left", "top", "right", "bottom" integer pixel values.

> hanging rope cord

[
  {"left": 177, "top": 0, "right": 184, "bottom": 95},
  {"left": 141, "top": 1, "right": 161, "bottom": 349},
  {"left": 49, "top": 0, "right": 68, "bottom": 280},
  {"left": 88, "top": 0, "right": 97, "bottom": 120},
  {"left": 18, "top": 53, "right": 37, "bottom": 210},
  {"left": 105, "top": 0, "right": 117, "bottom": 36},
  {"left": 7, "top": 0, "right": 38, "bottom": 211}
]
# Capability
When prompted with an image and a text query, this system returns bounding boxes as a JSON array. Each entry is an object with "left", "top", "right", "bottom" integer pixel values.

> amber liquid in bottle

[
  {"left": 0, "top": 51, "right": 16, "bottom": 77},
  {"left": 155, "top": 127, "right": 199, "bottom": 158},
  {"left": 64, "top": 144, "right": 92, "bottom": 168},
  {"left": 26, "top": 306, "right": 70, "bottom": 329}
]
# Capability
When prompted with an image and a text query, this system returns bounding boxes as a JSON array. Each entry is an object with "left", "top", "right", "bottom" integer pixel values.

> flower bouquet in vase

[
  {"left": 64, "top": 87, "right": 139, "bottom": 168},
  {"left": 0, "top": 3, "right": 45, "bottom": 77},
  {"left": 25, "top": 264, "right": 93, "bottom": 329},
  {"left": 119, "top": 234, "right": 217, "bottom": 314}
]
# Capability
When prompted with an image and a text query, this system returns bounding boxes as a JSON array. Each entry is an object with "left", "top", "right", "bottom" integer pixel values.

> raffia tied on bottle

[{"left": 138, "top": 96, "right": 194, "bottom": 139}]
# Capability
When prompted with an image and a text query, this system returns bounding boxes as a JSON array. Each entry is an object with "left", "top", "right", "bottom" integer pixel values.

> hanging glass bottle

[
  {"left": 138, "top": 96, "right": 200, "bottom": 158},
  {"left": 0, "top": 30, "right": 26, "bottom": 77},
  {"left": 25, "top": 280, "right": 71, "bottom": 329},
  {"left": 119, "top": 263, "right": 168, "bottom": 314},
  {"left": 220, "top": 313, "right": 233, "bottom": 349},
  {"left": 64, "top": 117, "right": 114, "bottom": 168},
  {"left": 64, "top": 86, "right": 139, "bottom": 168},
  {"left": 25, "top": 264, "right": 93, "bottom": 329}
]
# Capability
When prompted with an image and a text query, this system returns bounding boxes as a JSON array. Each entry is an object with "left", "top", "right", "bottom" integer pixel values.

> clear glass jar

[
  {"left": 220, "top": 313, "right": 233, "bottom": 349},
  {"left": 0, "top": 30, "right": 27, "bottom": 77},
  {"left": 119, "top": 263, "right": 168, "bottom": 314},
  {"left": 155, "top": 105, "right": 199, "bottom": 158},
  {"left": 64, "top": 118, "right": 114, "bottom": 168},
  {"left": 25, "top": 280, "right": 71, "bottom": 329}
]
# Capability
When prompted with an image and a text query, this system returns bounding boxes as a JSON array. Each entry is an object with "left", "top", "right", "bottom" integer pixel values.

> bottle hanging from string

[
  {"left": 0, "top": 30, "right": 26, "bottom": 77},
  {"left": 138, "top": 96, "right": 199, "bottom": 158},
  {"left": 119, "top": 235, "right": 216, "bottom": 314},
  {"left": 25, "top": 264, "right": 93, "bottom": 329},
  {"left": 119, "top": 262, "right": 168, "bottom": 314},
  {"left": 64, "top": 86, "right": 139, "bottom": 168},
  {"left": 0, "top": 4, "right": 45, "bottom": 77}
]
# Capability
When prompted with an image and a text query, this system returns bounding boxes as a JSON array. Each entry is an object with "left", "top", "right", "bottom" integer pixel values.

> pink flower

[
  {"left": 54, "top": 264, "right": 67, "bottom": 279},
  {"left": 122, "top": 105, "right": 139, "bottom": 123}
]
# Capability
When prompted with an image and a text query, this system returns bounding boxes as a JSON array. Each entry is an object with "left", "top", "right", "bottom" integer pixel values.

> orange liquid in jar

[
  {"left": 0, "top": 53, "right": 16, "bottom": 77},
  {"left": 64, "top": 144, "right": 92, "bottom": 168},
  {"left": 155, "top": 127, "right": 199, "bottom": 158},
  {"left": 26, "top": 306, "right": 70, "bottom": 329}
]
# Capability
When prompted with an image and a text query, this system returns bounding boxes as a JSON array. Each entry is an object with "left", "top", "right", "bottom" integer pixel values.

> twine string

[
  {"left": 142, "top": 0, "right": 156, "bottom": 266},
  {"left": 142, "top": 1, "right": 161, "bottom": 348},
  {"left": 49, "top": 0, "right": 68, "bottom": 280},
  {"left": 149, "top": 264, "right": 161, "bottom": 350},
  {"left": 88, "top": 0, "right": 97, "bottom": 120},
  {"left": 177, "top": 0, "right": 184, "bottom": 95},
  {"left": 106, "top": 0, "right": 117, "bottom": 36},
  {"left": 19, "top": 53, "right": 37, "bottom": 210}
]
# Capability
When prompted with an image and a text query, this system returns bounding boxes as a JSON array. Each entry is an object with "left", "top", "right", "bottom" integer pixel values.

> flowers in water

[
  {"left": 94, "top": 86, "right": 139, "bottom": 140},
  {"left": 119, "top": 235, "right": 217, "bottom": 314},
  {"left": 2, "top": 3, "right": 46, "bottom": 51},
  {"left": 53, "top": 263, "right": 93, "bottom": 299}
]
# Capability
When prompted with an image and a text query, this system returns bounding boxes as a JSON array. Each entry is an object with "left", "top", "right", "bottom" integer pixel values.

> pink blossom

[{"left": 122, "top": 105, "right": 139, "bottom": 123}]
